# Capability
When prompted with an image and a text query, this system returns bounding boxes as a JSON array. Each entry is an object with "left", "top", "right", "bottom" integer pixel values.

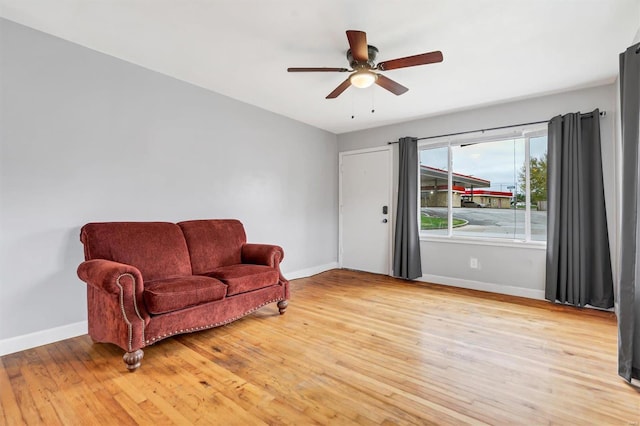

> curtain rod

[{"left": 386, "top": 110, "right": 606, "bottom": 145}]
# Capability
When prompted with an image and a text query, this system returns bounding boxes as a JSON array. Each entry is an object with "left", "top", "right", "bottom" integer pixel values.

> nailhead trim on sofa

[
  {"left": 144, "top": 298, "right": 283, "bottom": 344},
  {"left": 116, "top": 273, "right": 146, "bottom": 351}
]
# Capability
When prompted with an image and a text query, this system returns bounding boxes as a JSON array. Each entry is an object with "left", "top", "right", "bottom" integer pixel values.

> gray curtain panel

[
  {"left": 618, "top": 42, "right": 640, "bottom": 383},
  {"left": 393, "top": 137, "right": 422, "bottom": 280},
  {"left": 545, "top": 109, "right": 614, "bottom": 309}
]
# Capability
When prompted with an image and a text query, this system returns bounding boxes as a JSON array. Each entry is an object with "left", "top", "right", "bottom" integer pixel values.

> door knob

[{"left": 382, "top": 219, "right": 388, "bottom": 223}]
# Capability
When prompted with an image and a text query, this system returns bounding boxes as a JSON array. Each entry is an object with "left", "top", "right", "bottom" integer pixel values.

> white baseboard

[
  {"left": 285, "top": 262, "right": 339, "bottom": 280},
  {"left": 418, "top": 274, "right": 545, "bottom": 300},
  {"left": 0, "top": 320, "right": 88, "bottom": 357}
]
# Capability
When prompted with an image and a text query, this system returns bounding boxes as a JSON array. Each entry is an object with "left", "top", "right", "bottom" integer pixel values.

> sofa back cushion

[
  {"left": 178, "top": 219, "right": 247, "bottom": 274},
  {"left": 80, "top": 222, "right": 192, "bottom": 281}
]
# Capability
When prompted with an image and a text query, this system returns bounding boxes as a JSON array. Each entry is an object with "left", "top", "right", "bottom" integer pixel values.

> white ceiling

[{"left": 1, "top": 1, "right": 639, "bottom": 134}]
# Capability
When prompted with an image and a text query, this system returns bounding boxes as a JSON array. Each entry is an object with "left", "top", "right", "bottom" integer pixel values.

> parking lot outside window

[{"left": 419, "top": 130, "right": 547, "bottom": 243}]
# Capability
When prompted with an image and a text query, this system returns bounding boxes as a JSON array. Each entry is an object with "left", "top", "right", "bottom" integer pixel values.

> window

[{"left": 419, "top": 130, "right": 547, "bottom": 242}]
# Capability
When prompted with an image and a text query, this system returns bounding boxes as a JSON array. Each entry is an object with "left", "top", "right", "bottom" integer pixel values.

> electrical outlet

[{"left": 470, "top": 257, "right": 478, "bottom": 269}]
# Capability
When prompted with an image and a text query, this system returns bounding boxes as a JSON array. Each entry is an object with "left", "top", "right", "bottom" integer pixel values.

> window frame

[{"left": 418, "top": 125, "right": 547, "bottom": 247}]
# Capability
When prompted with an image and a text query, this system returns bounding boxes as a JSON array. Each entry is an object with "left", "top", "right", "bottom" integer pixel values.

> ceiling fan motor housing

[{"left": 347, "top": 45, "right": 379, "bottom": 69}]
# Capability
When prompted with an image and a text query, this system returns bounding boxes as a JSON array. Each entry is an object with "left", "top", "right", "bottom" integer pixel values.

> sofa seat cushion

[
  {"left": 144, "top": 276, "right": 227, "bottom": 315},
  {"left": 209, "top": 264, "right": 279, "bottom": 296}
]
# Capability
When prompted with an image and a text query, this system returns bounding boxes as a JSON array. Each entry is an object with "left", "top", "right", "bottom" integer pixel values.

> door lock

[
  {"left": 382, "top": 219, "right": 388, "bottom": 223},
  {"left": 382, "top": 205, "right": 388, "bottom": 214}
]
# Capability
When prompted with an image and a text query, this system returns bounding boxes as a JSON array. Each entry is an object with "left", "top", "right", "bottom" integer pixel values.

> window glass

[
  {"left": 528, "top": 136, "right": 548, "bottom": 241},
  {"left": 419, "top": 132, "right": 547, "bottom": 243},
  {"left": 420, "top": 146, "right": 449, "bottom": 236}
]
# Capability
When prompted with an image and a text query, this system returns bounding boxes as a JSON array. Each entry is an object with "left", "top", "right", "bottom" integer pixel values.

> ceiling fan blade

[
  {"left": 287, "top": 67, "right": 349, "bottom": 72},
  {"left": 377, "top": 51, "right": 443, "bottom": 71},
  {"left": 346, "top": 30, "right": 368, "bottom": 62},
  {"left": 326, "top": 77, "right": 352, "bottom": 99},
  {"left": 375, "top": 74, "right": 409, "bottom": 96}
]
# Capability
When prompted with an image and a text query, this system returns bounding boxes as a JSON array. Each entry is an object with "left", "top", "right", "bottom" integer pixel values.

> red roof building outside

[{"left": 421, "top": 165, "right": 514, "bottom": 208}]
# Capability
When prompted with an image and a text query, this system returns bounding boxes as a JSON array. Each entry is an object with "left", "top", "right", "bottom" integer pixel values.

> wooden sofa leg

[
  {"left": 123, "top": 349, "right": 144, "bottom": 371},
  {"left": 277, "top": 300, "right": 288, "bottom": 315}
]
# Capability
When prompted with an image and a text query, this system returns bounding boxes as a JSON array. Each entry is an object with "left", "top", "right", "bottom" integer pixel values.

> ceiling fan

[{"left": 288, "top": 30, "right": 443, "bottom": 99}]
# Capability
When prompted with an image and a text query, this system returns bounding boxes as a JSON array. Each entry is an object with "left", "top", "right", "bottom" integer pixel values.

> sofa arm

[
  {"left": 242, "top": 244, "right": 289, "bottom": 300},
  {"left": 241, "top": 244, "right": 284, "bottom": 268},
  {"left": 77, "top": 259, "right": 150, "bottom": 357},
  {"left": 78, "top": 259, "right": 141, "bottom": 294},
  {"left": 77, "top": 259, "right": 150, "bottom": 323}
]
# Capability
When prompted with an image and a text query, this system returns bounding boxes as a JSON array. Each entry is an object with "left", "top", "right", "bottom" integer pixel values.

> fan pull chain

[
  {"left": 371, "top": 88, "right": 376, "bottom": 114},
  {"left": 351, "top": 90, "right": 355, "bottom": 119}
]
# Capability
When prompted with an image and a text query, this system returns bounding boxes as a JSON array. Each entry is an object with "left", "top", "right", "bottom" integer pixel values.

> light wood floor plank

[
  {"left": 0, "top": 358, "right": 24, "bottom": 425},
  {"left": 2, "top": 350, "right": 44, "bottom": 424},
  {"left": 1, "top": 269, "right": 638, "bottom": 424}
]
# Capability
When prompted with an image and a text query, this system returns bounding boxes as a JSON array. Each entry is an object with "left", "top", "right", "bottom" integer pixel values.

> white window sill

[{"left": 419, "top": 234, "right": 547, "bottom": 250}]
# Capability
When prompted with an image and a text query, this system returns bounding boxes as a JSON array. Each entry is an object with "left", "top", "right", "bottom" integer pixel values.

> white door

[{"left": 340, "top": 148, "right": 392, "bottom": 275}]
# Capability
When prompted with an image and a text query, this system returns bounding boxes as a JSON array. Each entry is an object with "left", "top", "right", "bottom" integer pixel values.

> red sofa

[{"left": 77, "top": 219, "right": 289, "bottom": 371}]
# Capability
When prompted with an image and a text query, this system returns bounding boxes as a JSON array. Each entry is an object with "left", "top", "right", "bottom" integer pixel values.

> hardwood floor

[{"left": 1, "top": 269, "right": 638, "bottom": 425}]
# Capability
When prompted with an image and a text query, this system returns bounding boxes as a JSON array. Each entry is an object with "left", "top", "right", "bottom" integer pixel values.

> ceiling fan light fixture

[{"left": 350, "top": 70, "right": 377, "bottom": 88}]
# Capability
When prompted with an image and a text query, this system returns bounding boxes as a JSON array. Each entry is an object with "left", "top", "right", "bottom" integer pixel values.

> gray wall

[
  {"left": 338, "top": 84, "right": 618, "bottom": 297},
  {"left": 0, "top": 19, "right": 338, "bottom": 342}
]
